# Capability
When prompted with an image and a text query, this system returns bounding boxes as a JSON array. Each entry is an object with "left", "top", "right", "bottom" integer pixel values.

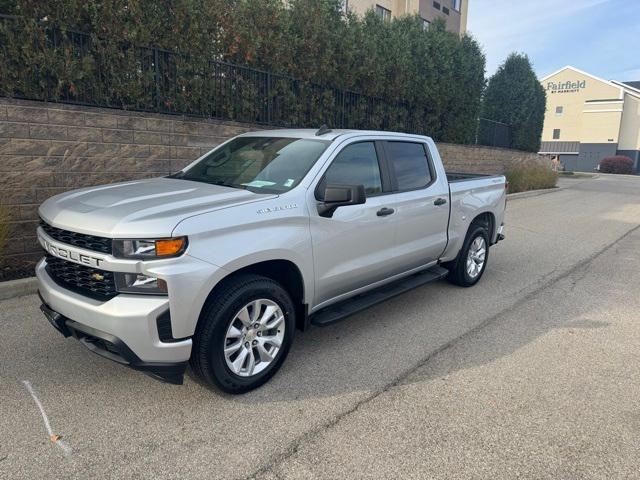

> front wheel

[
  {"left": 446, "top": 224, "right": 490, "bottom": 287},
  {"left": 190, "top": 274, "right": 295, "bottom": 394}
]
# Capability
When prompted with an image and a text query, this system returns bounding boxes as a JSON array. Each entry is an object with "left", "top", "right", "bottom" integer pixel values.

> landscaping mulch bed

[{"left": 0, "top": 265, "right": 36, "bottom": 283}]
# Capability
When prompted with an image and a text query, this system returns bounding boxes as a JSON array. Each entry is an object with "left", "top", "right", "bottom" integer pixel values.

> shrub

[
  {"left": 505, "top": 164, "right": 557, "bottom": 194},
  {"left": 599, "top": 155, "right": 634, "bottom": 175}
]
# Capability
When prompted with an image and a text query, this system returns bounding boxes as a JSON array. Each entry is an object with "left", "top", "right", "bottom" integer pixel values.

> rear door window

[{"left": 385, "top": 142, "right": 432, "bottom": 191}]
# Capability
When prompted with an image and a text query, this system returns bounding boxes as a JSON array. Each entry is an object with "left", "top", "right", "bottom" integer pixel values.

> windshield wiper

[
  {"left": 208, "top": 180, "right": 247, "bottom": 189},
  {"left": 171, "top": 176, "right": 259, "bottom": 192}
]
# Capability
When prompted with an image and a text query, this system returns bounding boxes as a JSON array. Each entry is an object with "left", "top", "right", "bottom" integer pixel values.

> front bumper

[
  {"left": 39, "top": 296, "right": 187, "bottom": 384},
  {"left": 36, "top": 259, "right": 192, "bottom": 384}
]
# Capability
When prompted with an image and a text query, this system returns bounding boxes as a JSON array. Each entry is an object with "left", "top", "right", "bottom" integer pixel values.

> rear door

[
  {"left": 309, "top": 140, "right": 399, "bottom": 307},
  {"left": 381, "top": 140, "right": 450, "bottom": 271}
]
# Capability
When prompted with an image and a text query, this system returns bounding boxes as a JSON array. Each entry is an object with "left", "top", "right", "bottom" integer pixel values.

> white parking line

[{"left": 21, "top": 380, "right": 72, "bottom": 456}]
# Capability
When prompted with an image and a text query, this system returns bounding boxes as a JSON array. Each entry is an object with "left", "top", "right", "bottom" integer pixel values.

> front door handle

[
  {"left": 377, "top": 207, "right": 395, "bottom": 217},
  {"left": 434, "top": 197, "right": 447, "bottom": 206}
]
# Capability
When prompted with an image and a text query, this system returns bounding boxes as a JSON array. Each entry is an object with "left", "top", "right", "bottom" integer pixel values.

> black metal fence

[
  {"left": 476, "top": 117, "right": 512, "bottom": 148},
  {"left": 0, "top": 18, "right": 423, "bottom": 131},
  {"left": 0, "top": 16, "right": 512, "bottom": 145}
]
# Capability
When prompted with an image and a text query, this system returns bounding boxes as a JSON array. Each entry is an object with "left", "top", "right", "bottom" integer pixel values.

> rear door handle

[
  {"left": 434, "top": 198, "right": 447, "bottom": 206},
  {"left": 377, "top": 207, "right": 395, "bottom": 217}
]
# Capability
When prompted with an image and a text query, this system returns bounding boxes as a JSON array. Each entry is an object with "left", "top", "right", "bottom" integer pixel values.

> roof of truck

[{"left": 239, "top": 128, "right": 430, "bottom": 141}]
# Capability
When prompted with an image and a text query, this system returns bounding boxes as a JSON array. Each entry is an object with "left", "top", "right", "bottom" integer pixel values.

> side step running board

[{"left": 310, "top": 265, "right": 449, "bottom": 327}]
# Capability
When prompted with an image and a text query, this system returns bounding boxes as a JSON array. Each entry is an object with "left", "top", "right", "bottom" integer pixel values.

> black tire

[
  {"left": 190, "top": 274, "right": 295, "bottom": 394},
  {"left": 446, "top": 223, "right": 490, "bottom": 287}
]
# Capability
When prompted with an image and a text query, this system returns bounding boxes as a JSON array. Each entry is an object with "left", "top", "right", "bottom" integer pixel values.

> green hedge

[{"left": 0, "top": 0, "right": 486, "bottom": 143}]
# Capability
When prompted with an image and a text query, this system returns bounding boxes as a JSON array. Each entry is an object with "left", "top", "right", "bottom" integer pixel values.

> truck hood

[{"left": 39, "top": 177, "right": 276, "bottom": 238}]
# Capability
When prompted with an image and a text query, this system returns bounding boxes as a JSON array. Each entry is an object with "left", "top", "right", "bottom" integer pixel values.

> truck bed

[{"left": 441, "top": 170, "right": 506, "bottom": 261}]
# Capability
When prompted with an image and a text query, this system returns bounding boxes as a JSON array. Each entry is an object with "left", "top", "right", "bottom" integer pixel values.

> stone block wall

[
  {"left": 0, "top": 98, "right": 260, "bottom": 274},
  {"left": 438, "top": 142, "right": 551, "bottom": 174},
  {"left": 0, "top": 98, "right": 550, "bottom": 276}
]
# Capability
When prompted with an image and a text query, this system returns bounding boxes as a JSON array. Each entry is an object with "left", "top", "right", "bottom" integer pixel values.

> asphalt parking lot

[{"left": 1, "top": 174, "right": 640, "bottom": 479}]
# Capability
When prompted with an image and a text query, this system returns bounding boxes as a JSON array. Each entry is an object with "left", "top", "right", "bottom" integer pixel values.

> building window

[
  {"left": 421, "top": 18, "right": 430, "bottom": 30},
  {"left": 555, "top": 106, "right": 563, "bottom": 116},
  {"left": 376, "top": 4, "right": 391, "bottom": 21},
  {"left": 553, "top": 129, "right": 561, "bottom": 140},
  {"left": 452, "top": 0, "right": 461, "bottom": 11},
  {"left": 433, "top": 1, "right": 441, "bottom": 10},
  {"left": 442, "top": 6, "right": 450, "bottom": 14}
]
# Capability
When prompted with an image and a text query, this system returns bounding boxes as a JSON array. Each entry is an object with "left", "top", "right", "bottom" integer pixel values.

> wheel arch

[
  {"left": 442, "top": 211, "right": 496, "bottom": 266},
  {"left": 470, "top": 211, "right": 496, "bottom": 241},
  {"left": 199, "top": 259, "right": 309, "bottom": 332},
  {"left": 444, "top": 212, "right": 493, "bottom": 287}
]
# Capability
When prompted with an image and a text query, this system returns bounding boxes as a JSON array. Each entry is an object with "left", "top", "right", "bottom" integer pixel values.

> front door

[{"left": 309, "top": 141, "right": 398, "bottom": 307}]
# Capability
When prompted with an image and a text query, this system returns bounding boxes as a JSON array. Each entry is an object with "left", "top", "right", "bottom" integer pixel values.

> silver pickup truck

[{"left": 36, "top": 128, "right": 506, "bottom": 393}]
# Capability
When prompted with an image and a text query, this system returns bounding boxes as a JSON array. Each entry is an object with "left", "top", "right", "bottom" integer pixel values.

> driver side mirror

[{"left": 316, "top": 184, "right": 366, "bottom": 218}]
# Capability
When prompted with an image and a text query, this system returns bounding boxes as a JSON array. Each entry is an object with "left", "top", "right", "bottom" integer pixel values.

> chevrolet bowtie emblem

[{"left": 91, "top": 272, "right": 105, "bottom": 281}]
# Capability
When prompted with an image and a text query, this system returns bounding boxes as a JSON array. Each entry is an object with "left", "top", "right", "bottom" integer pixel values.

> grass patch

[{"left": 506, "top": 164, "right": 558, "bottom": 194}]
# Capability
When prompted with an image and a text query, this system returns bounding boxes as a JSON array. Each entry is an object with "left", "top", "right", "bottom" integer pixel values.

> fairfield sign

[{"left": 546, "top": 80, "right": 586, "bottom": 94}]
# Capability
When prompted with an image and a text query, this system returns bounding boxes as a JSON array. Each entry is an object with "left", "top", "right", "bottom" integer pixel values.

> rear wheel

[
  {"left": 190, "top": 274, "right": 295, "bottom": 394},
  {"left": 446, "top": 224, "right": 490, "bottom": 287}
]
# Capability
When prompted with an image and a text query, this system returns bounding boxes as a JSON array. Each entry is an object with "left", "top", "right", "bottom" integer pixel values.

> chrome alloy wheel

[
  {"left": 466, "top": 236, "right": 486, "bottom": 279},
  {"left": 223, "top": 299, "right": 285, "bottom": 377}
]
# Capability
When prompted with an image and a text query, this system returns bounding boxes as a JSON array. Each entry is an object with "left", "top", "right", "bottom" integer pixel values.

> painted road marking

[{"left": 21, "top": 380, "right": 72, "bottom": 456}]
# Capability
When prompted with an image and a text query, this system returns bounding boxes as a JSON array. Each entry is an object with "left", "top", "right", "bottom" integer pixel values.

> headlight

[
  {"left": 115, "top": 273, "right": 168, "bottom": 295},
  {"left": 112, "top": 237, "right": 187, "bottom": 259}
]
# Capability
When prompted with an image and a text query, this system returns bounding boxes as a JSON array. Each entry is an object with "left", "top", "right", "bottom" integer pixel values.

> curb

[
  {"left": 558, "top": 173, "right": 599, "bottom": 179},
  {"left": 592, "top": 173, "right": 638, "bottom": 178},
  {"left": 0, "top": 276, "right": 38, "bottom": 301},
  {"left": 507, "top": 187, "right": 560, "bottom": 200}
]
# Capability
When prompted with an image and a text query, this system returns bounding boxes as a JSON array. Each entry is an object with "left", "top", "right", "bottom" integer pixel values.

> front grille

[
  {"left": 40, "top": 220, "right": 113, "bottom": 254},
  {"left": 45, "top": 254, "right": 118, "bottom": 300}
]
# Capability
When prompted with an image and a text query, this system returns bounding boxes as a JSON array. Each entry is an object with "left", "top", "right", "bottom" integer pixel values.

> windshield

[{"left": 172, "top": 136, "right": 330, "bottom": 193}]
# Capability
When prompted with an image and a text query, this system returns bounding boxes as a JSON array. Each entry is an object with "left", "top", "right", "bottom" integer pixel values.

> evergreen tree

[{"left": 481, "top": 53, "right": 546, "bottom": 152}]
